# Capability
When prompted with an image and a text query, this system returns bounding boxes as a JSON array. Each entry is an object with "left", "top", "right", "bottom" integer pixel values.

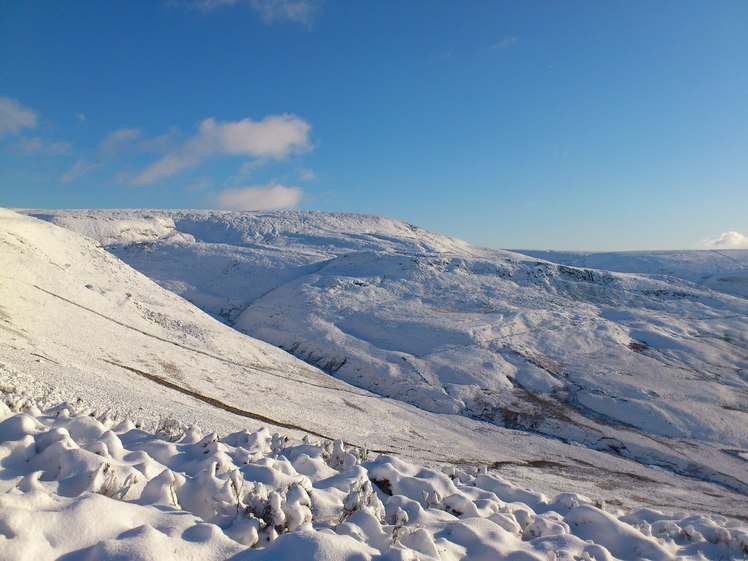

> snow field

[
  {"left": 2, "top": 394, "right": 747, "bottom": 561},
  {"left": 30, "top": 209, "right": 748, "bottom": 495},
  {"left": 8, "top": 207, "right": 747, "bottom": 523},
  {"left": 5, "top": 208, "right": 748, "bottom": 557}
]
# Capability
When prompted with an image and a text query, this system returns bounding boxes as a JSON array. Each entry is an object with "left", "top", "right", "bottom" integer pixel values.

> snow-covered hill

[
  {"left": 3, "top": 208, "right": 644, "bottom": 473},
  {"left": 513, "top": 249, "right": 748, "bottom": 299},
  {"left": 3, "top": 208, "right": 748, "bottom": 559},
  {"left": 24, "top": 210, "right": 748, "bottom": 495}
]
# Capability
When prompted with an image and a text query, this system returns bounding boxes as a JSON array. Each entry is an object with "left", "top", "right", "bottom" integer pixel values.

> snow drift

[{"left": 2, "top": 396, "right": 747, "bottom": 561}]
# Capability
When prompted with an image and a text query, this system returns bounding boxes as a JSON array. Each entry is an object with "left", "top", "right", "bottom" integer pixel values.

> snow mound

[{"left": 2, "top": 397, "right": 746, "bottom": 561}]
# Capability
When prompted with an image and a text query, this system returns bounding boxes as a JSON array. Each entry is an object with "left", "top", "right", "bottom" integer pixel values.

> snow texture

[
  {"left": 2, "top": 208, "right": 748, "bottom": 559},
  {"left": 2, "top": 396, "right": 747, "bottom": 561}
]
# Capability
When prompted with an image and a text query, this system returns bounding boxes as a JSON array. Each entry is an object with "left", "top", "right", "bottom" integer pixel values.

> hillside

[
  {"left": 513, "top": 249, "right": 748, "bottom": 299},
  {"left": 1, "top": 208, "right": 639, "bottom": 471},
  {"left": 24, "top": 210, "right": 748, "bottom": 496},
  {"left": 3, "top": 208, "right": 748, "bottom": 559}
]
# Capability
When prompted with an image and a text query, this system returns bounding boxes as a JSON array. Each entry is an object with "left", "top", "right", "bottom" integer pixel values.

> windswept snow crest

[
  {"left": 2, "top": 396, "right": 747, "bottom": 561},
  {"left": 27, "top": 209, "right": 748, "bottom": 498}
]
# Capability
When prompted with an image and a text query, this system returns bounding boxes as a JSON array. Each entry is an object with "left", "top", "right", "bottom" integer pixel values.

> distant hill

[{"left": 513, "top": 249, "right": 748, "bottom": 299}]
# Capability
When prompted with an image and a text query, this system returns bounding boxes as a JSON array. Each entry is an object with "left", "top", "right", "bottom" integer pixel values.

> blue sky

[{"left": 1, "top": 1, "right": 746, "bottom": 250}]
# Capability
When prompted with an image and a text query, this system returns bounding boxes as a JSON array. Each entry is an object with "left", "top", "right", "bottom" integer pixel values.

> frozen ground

[{"left": 2, "top": 209, "right": 748, "bottom": 559}]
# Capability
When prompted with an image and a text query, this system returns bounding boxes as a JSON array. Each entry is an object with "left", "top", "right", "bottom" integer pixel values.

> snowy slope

[
  {"left": 513, "top": 249, "right": 748, "bottom": 299},
  {"left": 1, "top": 208, "right": 626, "bottom": 470},
  {"left": 7, "top": 209, "right": 745, "bottom": 519},
  {"left": 26, "top": 210, "right": 748, "bottom": 500},
  {"left": 3, "top": 209, "right": 748, "bottom": 559}
]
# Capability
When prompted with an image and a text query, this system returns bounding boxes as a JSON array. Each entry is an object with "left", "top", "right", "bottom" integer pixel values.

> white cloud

[
  {"left": 18, "top": 137, "right": 71, "bottom": 155},
  {"left": 99, "top": 127, "right": 143, "bottom": 156},
  {"left": 0, "top": 96, "right": 38, "bottom": 136},
  {"left": 133, "top": 152, "right": 193, "bottom": 185},
  {"left": 491, "top": 36, "right": 519, "bottom": 50},
  {"left": 188, "top": 0, "right": 323, "bottom": 25},
  {"left": 188, "top": 0, "right": 235, "bottom": 8},
  {"left": 191, "top": 0, "right": 242, "bottom": 9},
  {"left": 138, "top": 128, "right": 179, "bottom": 153},
  {"left": 133, "top": 114, "right": 311, "bottom": 185},
  {"left": 215, "top": 184, "right": 303, "bottom": 210},
  {"left": 61, "top": 159, "right": 99, "bottom": 183},
  {"left": 299, "top": 168, "right": 317, "bottom": 181},
  {"left": 250, "top": 0, "right": 323, "bottom": 26},
  {"left": 700, "top": 231, "right": 748, "bottom": 249},
  {"left": 201, "top": 115, "right": 311, "bottom": 157},
  {"left": 75, "top": 112, "right": 86, "bottom": 123}
]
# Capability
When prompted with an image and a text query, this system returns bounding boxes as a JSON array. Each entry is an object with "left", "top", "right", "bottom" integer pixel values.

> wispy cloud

[
  {"left": 299, "top": 168, "right": 317, "bottom": 181},
  {"left": 185, "top": 178, "right": 213, "bottom": 192},
  {"left": 421, "top": 47, "right": 456, "bottom": 65},
  {"left": 699, "top": 231, "right": 748, "bottom": 249},
  {"left": 214, "top": 183, "right": 303, "bottom": 210},
  {"left": 133, "top": 114, "right": 311, "bottom": 185},
  {"left": 250, "top": 0, "right": 323, "bottom": 26},
  {"left": 138, "top": 128, "right": 180, "bottom": 153},
  {"left": 0, "top": 96, "right": 38, "bottom": 136},
  {"left": 490, "top": 36, "right": 519, "bottom": 51},
  {"left": 184, "top": 0, "right": 323, "bottom": 26},
  {"left": 18, "top": 137, "right": 71, "bottom": 155},
  {"left": 99, "top": 127, "right": 143, "bottom": 156},
  {"left": 61, "top": 159, "right": 99, "bottom": 183},
  {"left": 100, "top": 126, "right": 179, "bottom": 156}
]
